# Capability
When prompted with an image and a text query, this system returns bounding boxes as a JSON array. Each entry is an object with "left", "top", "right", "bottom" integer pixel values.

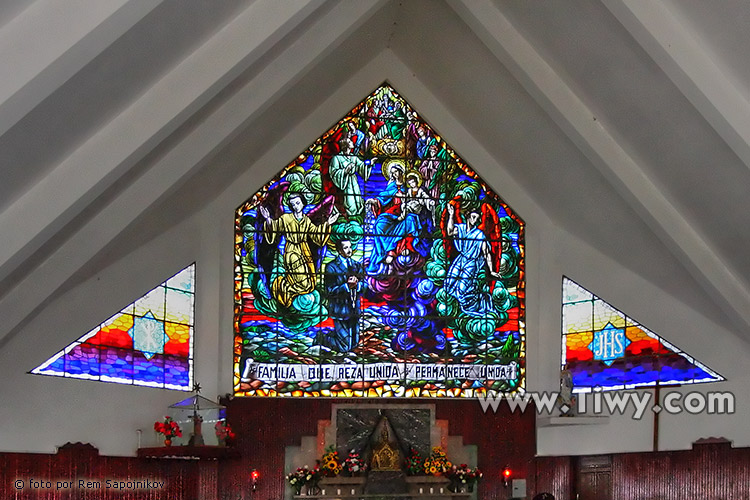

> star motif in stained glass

[
  {"left": 588, "top": 322, "right": 630, "bottom": 366},
  {"left": 130, "top": 311, "right": 165, "bottom": 360}
]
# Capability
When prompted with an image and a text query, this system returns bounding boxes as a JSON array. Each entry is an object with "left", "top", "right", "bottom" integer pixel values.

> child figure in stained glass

[
  {"left": 258, "top": 193, "right": 338, "bottom": 307},
  {"left": 400, "top": 170, "right": 436, "bottom": 224}
]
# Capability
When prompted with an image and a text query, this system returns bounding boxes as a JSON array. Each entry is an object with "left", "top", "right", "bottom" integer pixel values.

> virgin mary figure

[{"left": 366, "top": 161, "right": 434, "bottom": 275}]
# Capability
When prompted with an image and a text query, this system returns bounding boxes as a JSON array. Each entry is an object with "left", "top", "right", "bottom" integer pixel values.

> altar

[
  {"left": 284, "top": 404, "right": 478, "bottom": 500},
  {"left": 310, "top": 476, "right": 471, "bottom": 500}
]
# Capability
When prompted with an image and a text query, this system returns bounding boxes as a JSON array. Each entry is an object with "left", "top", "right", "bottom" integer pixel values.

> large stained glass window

[
  {"left": 32, "top": 264, "right": 195, "bottom": 390},
  {"left": 234, "top": 84, "right": 525, "bottom": 398},
  {"left": 562, "top": 276, "right": 723, "bottom": 392}
]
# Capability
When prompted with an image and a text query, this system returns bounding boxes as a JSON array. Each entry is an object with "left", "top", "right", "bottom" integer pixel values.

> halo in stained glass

[
  {"left": 233, "top": 83, "right": 525, "bottom": 398},
  {"left": 31, "top": 263, "right": 195, "bottom": 390},
  {"left": 561, "top": 276, "right": 724, "bottom": 392}
]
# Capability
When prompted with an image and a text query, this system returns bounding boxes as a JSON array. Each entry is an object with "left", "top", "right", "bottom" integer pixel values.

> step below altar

[
  {"left": 285, "top": 404, "right": 478, "bottom": 500},
  {"left": 295, "top": 476, "right": 473, "bottom": 499}
]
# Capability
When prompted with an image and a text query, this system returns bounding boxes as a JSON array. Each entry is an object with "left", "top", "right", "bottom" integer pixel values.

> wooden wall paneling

[
  {"left": 530, "top": 456, "right": 574, "bottom": 500},
  {"left": 536, "top": 440, "right": 750, "bottom": 500},
  {"left": 574, "top": 455, "right": 611, "bottom": 500},
  {"left": 0, "top": 399, "right": 532, "bottom": 500},
  {"left": 434, "top": 400, "right": 537, "bottom": 500}
]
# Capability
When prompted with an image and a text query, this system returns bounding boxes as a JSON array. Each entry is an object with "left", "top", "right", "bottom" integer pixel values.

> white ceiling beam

[
  {"left": 602, "top": 0, "right": 750, "bottom": 182},
  {"left": 0, "top": 0, "right": 163, "bottom": 138},
  {"left": 0, "top": 0, "right": 326, "bottom": 287},
  {"left": 0, "top": 0, "right": 389, "bottom": 347},
  {"left": 449, "top": 0, "right": 750, "bottom": 336}
]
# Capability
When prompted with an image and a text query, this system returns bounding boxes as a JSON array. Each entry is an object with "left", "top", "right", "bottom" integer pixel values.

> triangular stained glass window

[
  {"left": 234, "top": 83, "right": 525, "bottom": 398},
  {"left": 562, "top": 276, "right": 724, "bottom": 393},
  {"left": 32, "top": 264, "right": 195, "bottom": 390}
]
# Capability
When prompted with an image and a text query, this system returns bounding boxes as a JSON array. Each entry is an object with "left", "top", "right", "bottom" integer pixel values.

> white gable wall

[{"left": 0, "top": 51, "right": 747, "bottom": 458}]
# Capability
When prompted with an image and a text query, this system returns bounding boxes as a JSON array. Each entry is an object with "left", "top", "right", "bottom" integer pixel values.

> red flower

[{"left": 154, "top": 416, "right": 181, "bottom": 439}]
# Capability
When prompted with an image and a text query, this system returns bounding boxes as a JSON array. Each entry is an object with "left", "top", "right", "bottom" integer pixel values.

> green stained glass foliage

[
  {"left": 234, "top": 84, "right": 525, "bottom": 398},
  {"left": 32, "top": 264, "right": 195, "bottom": 390},
  {"left": 562, "top": 276, "right": 724, "bottom": 392}
]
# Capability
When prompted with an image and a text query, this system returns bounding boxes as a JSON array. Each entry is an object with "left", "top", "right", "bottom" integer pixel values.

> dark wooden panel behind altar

[
  {"left": 528, "top": 440, "right": 750, "bottom": 500},
  {"left": 220, "top": 398, "right": 335, "bottom": 500},
  {"left": 221, "top": 398, "right": 536, "bottom": 500},
  {"left": 434, "top": 401, "right": 536, "bottom": 500}
]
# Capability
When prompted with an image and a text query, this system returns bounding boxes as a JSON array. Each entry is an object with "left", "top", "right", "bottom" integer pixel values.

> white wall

[
  {"left": 535, "top": 226, "right": 750, "bottom": 455},
  {"left": 1, "top": 51, "right": 748, "bottom": 457},
  {"left": 0, "top": 215, "right": 211, "bottom": 455}
]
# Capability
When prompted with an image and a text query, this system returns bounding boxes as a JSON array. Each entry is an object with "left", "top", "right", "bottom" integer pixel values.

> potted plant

[
  {"left": 423, "top": 447, "right": 451, "bottom": 476},
  {"left": 306, "top": 465, "right": 323, "bottom": 495},
  {"left": 343, "top": 450, "right": 366, "bottom": 476},
  {"left": 446, "top": 464, "right": 483, "bottom": 492},
  {"left": 214, "top": 420, "right": 236, "bottom": 446},
  {"left": 286, "top": 467, "right": 308, "bottom": 496},
  {"left": 153, "top": 416, "right": 182, "bottom": 446},
  {"left": 404, "top": 448, "right": 423, "bottom": 476},
  {"left": 320, "top": 446, "right": 342, "bottom": 477}
]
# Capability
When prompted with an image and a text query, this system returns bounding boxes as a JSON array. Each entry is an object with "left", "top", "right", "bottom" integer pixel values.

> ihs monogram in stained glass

[
  {"left": 233, "top": 84, "right": 526, "bottom": 398},
  {"left": 588, "top": 323, "right": 630, "bottom": 366},
  {"left": 562, "top": 276, "right": 723, "bottom": 392}
]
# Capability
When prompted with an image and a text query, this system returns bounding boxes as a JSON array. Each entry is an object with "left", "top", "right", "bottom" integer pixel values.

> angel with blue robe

[{"left": 443, "top": 202, "right": 503, "bottom": 317}]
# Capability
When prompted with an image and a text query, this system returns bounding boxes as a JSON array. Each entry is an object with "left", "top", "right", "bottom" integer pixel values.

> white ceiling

[{"left": 1, "top": 0, "right": 749, "bottom": 349}]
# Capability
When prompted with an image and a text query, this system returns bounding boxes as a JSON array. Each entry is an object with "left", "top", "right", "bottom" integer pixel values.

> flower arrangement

[
  {"left": 446, "top": 464, "right": 483, "bottom": 492},
  {"left": 320, "top": 446, "right": 342, "bottom": 476},
  {"left": 214, "top": 420, "right": 236, "bottom": 445},
  {"left": 423, "top": 447, "right": 451, "bottom": 476},
  {"left": 286, "top": 467, "right": 310, "bottom": 495},
  {"left": 404, "top": 448, "right": 423, "bottom": 476},
  {"left": 153, "top": 416, "right": 182, "bottom": 443},
  {"left": 286, "top": 465, "right": 322, "bottom": 495},
  {"left": 343, "top": 449, "right": 366, "bottom": 475}
]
